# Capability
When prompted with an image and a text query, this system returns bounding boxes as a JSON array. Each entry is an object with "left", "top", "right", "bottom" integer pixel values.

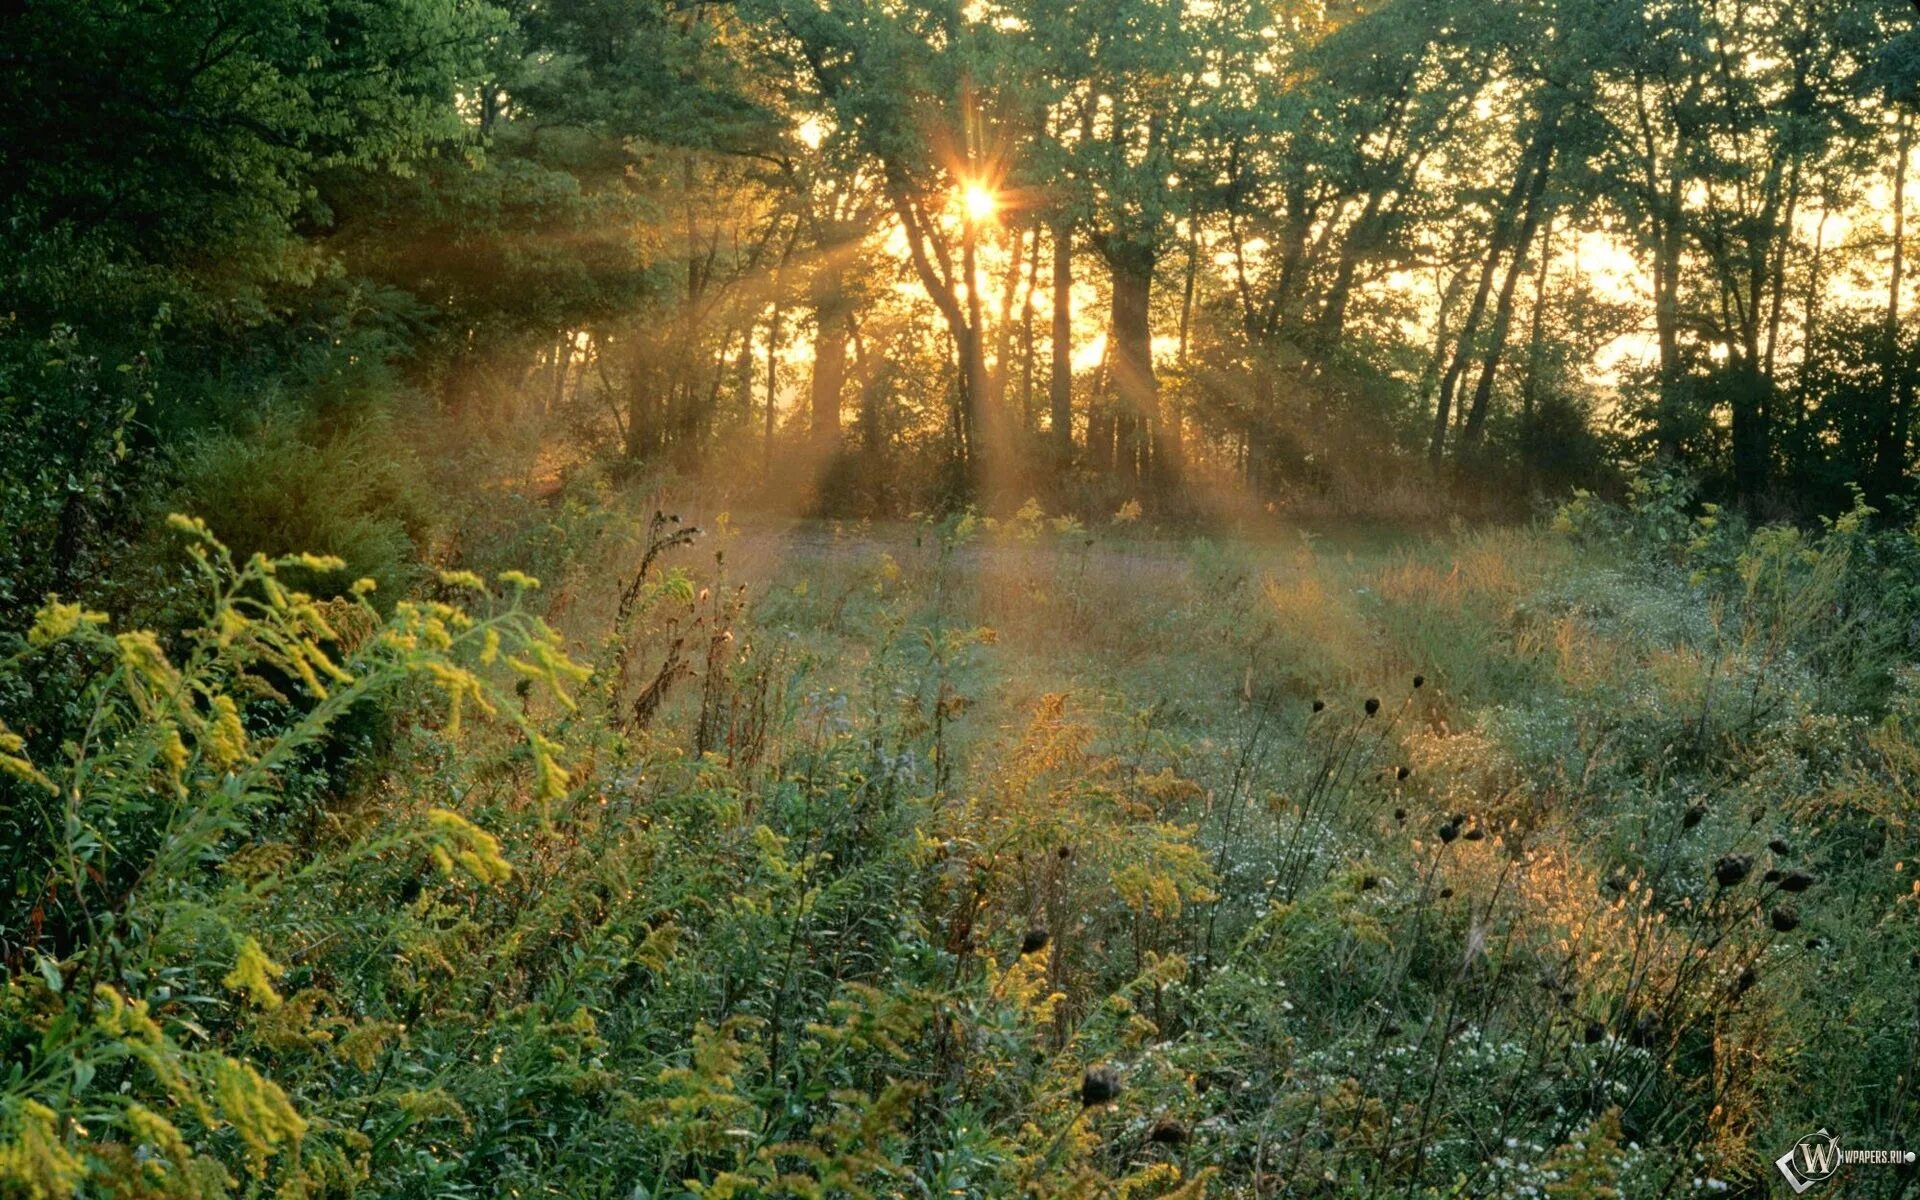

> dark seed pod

[
  {"left": 1768, "top": 839, "right": 1792, "bottom": 856},
  {"left": 1081, "top": 1066, "right": 1121, "bottom": 1107},
  {"left": 1770, "top": 905, "right": 1801, "bottom": 933},
  {"left": 1058, "top": 845, "right": 1073, "bottom": 861},
  {"left": 1438, "top": 822, "right": 1460, "bottom": 844},
  {"left": 1020, "top": 928, "right": 1051, "bottom": 956},
  {"left": 1393, "top": 807, "right": 1407, "bottom": 822},
  {"left": 1463, "top": 827, "right": 1486, "bottom": 842},
  {"left": 1396, "top": 765, "right": 1411, "bottom": 781},
  {"left": 1779, "top": 870, "right": 1816, "bottom": 893},
  {"left": 1412, "top": 674, "right": 1425, "bottom": 689},
  {"left": 1312, "top": 699, "right": 1326, "bottom": 713},
  {"left": 1763, "top": 868, "right": 1783, "bottom": 884},
  {"left": 1360, "top": 875, "right": 1379, "bottom": 892},
  {"left": 1682, "top": 804, "right": 1707, "bottom": 830},
  {"left": 1148, "top": 1118, "right": 1189, "bottom": 1146},
  {"left": 1449, "top": 811, "right": 1467, "bottom": 825},
  {"left": 1439, "top": 887, "right": 1454, "bottom": 899},
  {"left": 1713, "top": 854, "right": 1754, "bottom": 888},
  {"left": 1583, "top": 1021, "right": 1606, "bottom": 1044},
  {"left": 1364, "top": 697, "right": 1381, "bottom": 716},
  {"left": 1735, "top": 967, "right": 1758, "bottom": 995}
]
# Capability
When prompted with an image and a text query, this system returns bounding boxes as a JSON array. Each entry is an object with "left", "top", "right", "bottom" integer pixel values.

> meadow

[{"left": 5, "top": 471, "right": 1917, "bottom": 1198}]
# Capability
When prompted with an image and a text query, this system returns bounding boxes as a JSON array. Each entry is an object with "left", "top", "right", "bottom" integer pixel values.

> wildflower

[
  {"left": 27, "top": 597, "right": 108, "bottom": 647},
  {"left": 223, "top": 936, "right": 286, "bottom": 1009},
  {"left": 0, "top": 1099, "right": 85, "bottom": 1198},
  {"left": 1682, "top": 804, "right": 1706, "bottom": 830},
  {"left": 1364, "top": 697, "right": 1380, "bottom": 716},
  {"left": 1149, "top": 1118, "right": 1189, "bottom": 1146},
  {"left": 1080, "top": 1066, "right": 1121, "bottom": 1107},
  {"left": 1770, "top": 906, "right": 1800, "bottom": 933},
  {"left": 1713, "top": 854, "right": 1753, "bottom": 888},
  {"left": 1779, "top": 870, "right": 1816, "bottom": 893},
  {"left": 1020, "top": 928, "right": 1051, "bottom": 956}
]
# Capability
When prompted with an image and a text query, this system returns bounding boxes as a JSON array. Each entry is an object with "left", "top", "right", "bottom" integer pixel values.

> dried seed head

[
  {"left": 1779, "top": 870, "right": 1816, "bottom": 893},
  {"left": 1463, "top": 826, "right": 1486, "bottom": 842},
  {"left": 1770, "top": 905, "right": 1801, "bottom": 933},
  {"left": 1021, "top": 928, "right": 1051, "bottom": 956},
  {"left": 1396, "top": 766, "right": 1411, "bottom": 781},
  {"left": 1438, "top": 822, "right": 1460, "bottom": 844},
  {"left": 1682, "top": 804, "right": 1707, "bottom": 830},
  {"left": 1768, "top": 838, "right": 1792, "bottom": 856},
  {"left": 1057, "top": 845, "right": 1073, "bottom": 861},
  {"left": 1763, "top": 868, "right": 1783, "bottom": 883},
  {"left": 1393, "top": 807, "right": 1407, "bottom": 823},
  {"left": 1713, "top": 854, "right": 1754, "bottom": 888},
  {"left": 1080, "top": 1066, "right": 1122, "bottom": 1107},
  {"left": 1312, "top": 699, "right": 1326, "bottom": 713},
  {"left": 1412, "top": 674, "right": 1425, "bottom": 689},
  {"left": 1439, "top": 886, "right": 1455, "bottom": 899},
  {"left": 1364, "top": 697, "right": 1381, "bottom": 717},
  {"left": 1148, "top": 1118, "right": 1189, "bottom": 1146}
]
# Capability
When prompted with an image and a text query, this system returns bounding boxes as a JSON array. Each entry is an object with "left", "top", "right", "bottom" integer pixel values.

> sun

[{"left": 961, "top": 182, "right": 999, "bottom": 223}]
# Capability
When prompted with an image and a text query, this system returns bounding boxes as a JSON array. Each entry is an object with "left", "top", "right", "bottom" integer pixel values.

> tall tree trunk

[
  {"left": 1050, "top": 218, "right": 1075, "bottom": 465},
  {"left": 1458, "top": 151, "right": 1554, "bottom": 454},
  {"left": 1874, "top": 110, "right": 1914, "bottom": 502},
  {"left": 1107, "top": 243, "right": 1158, "bottom": 488},
  {"left": 810, "top": 262, "right": 849, "bottom": 451},
  {"left": 1432, "top": 107, "right": 1558, "bottom": 462}
]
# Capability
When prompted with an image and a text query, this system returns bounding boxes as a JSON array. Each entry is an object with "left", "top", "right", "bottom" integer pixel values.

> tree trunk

[
  {"left": 1107, "top": 244, "right": 1158, "bottom": 488},
  {"left": 810, "top": 264, "right": 849, "bottom": 451},
  {"left": 1874, "top": 110, "right": 1914, "bottom": 503},
  {"left": 1431, "top": 109, "right": 1557, "bottom": 462},
  {"left": 1458, "top": 150, "right": 1554, "bottom": 454},
  {"left": 1050, "top": 217, "right": 1075, "bottom": 465}
]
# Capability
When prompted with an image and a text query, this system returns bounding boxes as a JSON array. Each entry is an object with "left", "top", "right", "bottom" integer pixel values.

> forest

[{"left": 4, "top": 0, "right": 1920, "bottom": 1195}]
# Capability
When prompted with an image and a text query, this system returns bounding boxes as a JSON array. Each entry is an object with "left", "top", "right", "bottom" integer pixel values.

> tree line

[{"left": 7, "top": 0, "right": 1920, "bottom": 579}]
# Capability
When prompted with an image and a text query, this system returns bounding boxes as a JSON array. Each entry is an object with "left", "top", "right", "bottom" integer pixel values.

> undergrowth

[{"left": 2, "top": 477, "right": 1918, "bottom": 1197}]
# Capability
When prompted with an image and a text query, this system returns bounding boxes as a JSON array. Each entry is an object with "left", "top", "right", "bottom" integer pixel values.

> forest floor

[{"left": 10, "top": 484, "right": 1915, "bottom": 1197}]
